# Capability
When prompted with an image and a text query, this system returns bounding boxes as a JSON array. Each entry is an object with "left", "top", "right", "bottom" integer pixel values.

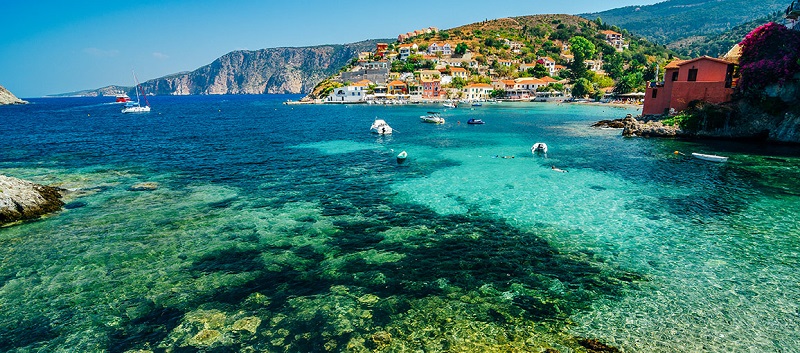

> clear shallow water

[{"left": 1, "top": 95, "right": 799, "bottom": 352}]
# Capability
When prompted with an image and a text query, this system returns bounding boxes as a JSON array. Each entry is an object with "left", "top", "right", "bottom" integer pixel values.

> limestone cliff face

[
  {"left": 140, "top": 40, "right": 383, "bottom": 95},
  {"left": 0, "top": 84, "right": 27, "bottom": 105}
]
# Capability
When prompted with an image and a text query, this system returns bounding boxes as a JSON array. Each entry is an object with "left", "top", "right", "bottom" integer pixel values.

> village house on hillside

[
  {"left": 600, "top": 30, "right": 628, "bottom": 52},
  {"left": 318, "top": 19, "right": 655, "bottom": 104},
  {"left": 643, "top": 56, "right": 736, "bottom": 115}
]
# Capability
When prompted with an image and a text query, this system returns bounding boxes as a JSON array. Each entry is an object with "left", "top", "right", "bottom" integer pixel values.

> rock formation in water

[
  {"left": 0, "top": 175, "right": 64, "bottom": 225},
  {"left": 0, "top": 84, "right": 27, "bottom": 105}
]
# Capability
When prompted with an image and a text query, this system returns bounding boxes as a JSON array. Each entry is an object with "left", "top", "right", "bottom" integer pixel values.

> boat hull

[{"left": 691, "top": 153, "right": 728, "bottom": 162}]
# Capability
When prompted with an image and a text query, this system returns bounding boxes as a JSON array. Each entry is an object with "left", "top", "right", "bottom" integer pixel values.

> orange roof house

[
  {"left": 643, "top": 56, "right": 736, "bottom": 115},
  {"left": 388, "top": 80, "right": 408, "bottom": 95}
]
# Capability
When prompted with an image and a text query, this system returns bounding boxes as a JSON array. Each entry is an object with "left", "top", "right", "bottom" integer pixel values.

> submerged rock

[
  {"left": 0, "top": 175, "right": 64, "bottom": 225},
  {"left": 129, "top": 182, "right": 159, "bottom": 191}
]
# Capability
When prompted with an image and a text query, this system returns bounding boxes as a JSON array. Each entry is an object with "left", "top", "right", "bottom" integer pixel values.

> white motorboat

[
  {"left": 531, "top": 142, "right": 548, "bottom": 154},
  {"left": 420, "top": 112, "right": 445, "bottom": 124},
  {"left": 692, "top": 152, "right": 728, "bottom": 162},
  {"left": 370, "top": 119, "right": 393, "bottom": 135},
  {"left": 443, "top": 102, "right": 457, "bottom": 108}
]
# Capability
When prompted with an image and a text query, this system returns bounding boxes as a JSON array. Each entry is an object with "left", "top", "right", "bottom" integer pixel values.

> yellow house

[
  {"left": 450, "top": 67, "right": 468, "bottom": 79},
  {"left": 388, "top": 80, "right": 408, "bottom": 95},
  {"left": 418, "top": 69, "right": 441, "bottom": 81}
]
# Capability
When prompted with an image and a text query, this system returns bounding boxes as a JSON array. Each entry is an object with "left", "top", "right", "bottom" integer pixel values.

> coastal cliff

[
  {"left": 0, "top": 175, "right": 64, "bottom": 225},
  {"left": 0, "top": 84, "right": 27, "bottom": 105},
  {"left": 53, "top": 40, "right": 384, "bottom": 97}
]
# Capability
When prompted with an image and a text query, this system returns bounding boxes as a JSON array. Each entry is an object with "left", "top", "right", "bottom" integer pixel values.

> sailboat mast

[{"left": 132, "top": 70, "right": 150, "bottom": 107}]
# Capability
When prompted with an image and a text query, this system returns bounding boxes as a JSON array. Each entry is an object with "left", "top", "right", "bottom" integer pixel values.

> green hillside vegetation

[
  {"left": 669, "top": 12, "right": 785, "bottom": 57},
  {"left": 389, "top": 14, "right": 677, "bottom": 97},
  {"left": 581, "top": 0, "right": 787, "bottom": 47}
]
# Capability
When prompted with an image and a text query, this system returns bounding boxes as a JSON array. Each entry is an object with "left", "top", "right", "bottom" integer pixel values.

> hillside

[
  {"left": 581, "top": 0, "right": 787, "bottom": 47},
  {"left": 59, "top": 40, "right": 387, "bottom": 97},
  {"left": 669, "top": 11, "right": 785, "bottom": 57},
  {"left": 309, "top": 14, "right": 678, "bottom": 101}
]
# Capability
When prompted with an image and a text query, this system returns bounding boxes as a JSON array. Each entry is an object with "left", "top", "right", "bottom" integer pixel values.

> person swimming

[{"left": 551, "top": 165, "right": 567, "bottom": 172}]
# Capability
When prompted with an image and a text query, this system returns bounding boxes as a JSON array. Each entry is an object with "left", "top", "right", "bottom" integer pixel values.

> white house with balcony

[
  {"left": 398, "top": 43, "right": 418, "bottom": 60},
  {"left": 463, "top": 83, "right": 493, "bottom": 100},
  {"left": 326, "top": 85, "right": 366, "bottom": 103},
  {"left": 428, "top": 42, "right": 452, "bottom": 56}
]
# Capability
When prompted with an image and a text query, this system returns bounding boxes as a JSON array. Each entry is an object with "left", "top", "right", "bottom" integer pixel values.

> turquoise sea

[{"left": 2, "top": 95, "right": 799, "bottom": 352}]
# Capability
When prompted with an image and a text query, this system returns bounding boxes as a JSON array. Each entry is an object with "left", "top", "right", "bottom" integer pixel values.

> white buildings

[
  {"left": 463, "top": 83, "right": 493, "bottom": 100},
  {"left": 428, "top": 42, "right": 452, "bottom": 56},
  {"left": 325, "top": 83, "right": 368, "bottom": 103}
]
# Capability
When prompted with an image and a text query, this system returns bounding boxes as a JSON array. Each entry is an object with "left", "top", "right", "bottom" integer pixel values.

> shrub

[{"left": 738, "top": 22, "right": 800, "bottom": 92}]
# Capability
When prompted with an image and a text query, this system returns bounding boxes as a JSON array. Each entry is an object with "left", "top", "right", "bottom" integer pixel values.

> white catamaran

[{"left": 121, "top": 70, "right": 151, "bottom": 114}]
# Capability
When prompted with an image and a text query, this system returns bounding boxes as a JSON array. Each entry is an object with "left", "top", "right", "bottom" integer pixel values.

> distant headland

[{"left": 0, "top": 84, "right": 27, "bottom": 105}]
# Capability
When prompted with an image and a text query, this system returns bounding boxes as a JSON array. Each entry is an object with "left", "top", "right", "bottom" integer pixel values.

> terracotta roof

[
  {"left": 601, "top": 30, "right": 621, "bottom": 36},
  {"left": 388, "top": 80, "right": 407, "bottom": 86},
  {"left": 515, "top": 77, "right": 546, "bottom": 84},
  {"left": 465, "top": 83, "right": 493, "bottom": 88},
  {"left": 676, "top": 56, "right": 733, "bottom": 66},
  {"left": 539, "top": 76, "right": 559, "bottom": 83},
  {"left": 665, "top": 59, "right": 686, "bottom": 69},
  {"left": 451, "top": 67, "right": 467, "bottom": 72}
]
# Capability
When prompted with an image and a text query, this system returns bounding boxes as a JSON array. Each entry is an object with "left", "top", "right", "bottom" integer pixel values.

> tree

[
  {"left": 568, "top": 36, "right": 596, "bottom": 81},
  {"left": 532, "top": 63, "right": 550, "bottom": 78},
  {"left": 490, "top": 89, "right": 506, "bottom": 98},
  {"left": 455, "top": 43, "right": 469, "bottom": 55},
  {"left": 614, "top": 72, "right": 644, "bottom": 94},
  {"left": 602, "top": 53, "right": 625, "bottom": 80},
  {"left": 571, "top": 78, "right": 593, "bottom": 98},
  {"left": 451, "top": 77, "right": 468, "bottom": 89}
]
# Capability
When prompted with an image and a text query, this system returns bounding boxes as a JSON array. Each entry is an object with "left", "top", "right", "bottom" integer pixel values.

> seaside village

[
  {"left": 320, "top": 26, "right": 631, "bottom": 105},
  {"left": 315, "top": 5, "right": 800, "bottom": 114}
]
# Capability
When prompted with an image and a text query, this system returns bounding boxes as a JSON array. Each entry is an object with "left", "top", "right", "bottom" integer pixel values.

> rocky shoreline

[
  {"left": 0, "top": 175, "right": 65, "bottom": 225},
  {"left": 593, "top": 114, "right": 683, "bottom": 138},
  {"left": 0, "top": 84, "right": 27, "bottom": 105}
]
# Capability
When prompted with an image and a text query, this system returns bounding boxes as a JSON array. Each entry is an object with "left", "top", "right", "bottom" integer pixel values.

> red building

[
  {"left": 421, "top": 79, "right": 441, "bottom": 98},
  {"left": 643, "top": 56, "right": 736, "bottom": 116}
]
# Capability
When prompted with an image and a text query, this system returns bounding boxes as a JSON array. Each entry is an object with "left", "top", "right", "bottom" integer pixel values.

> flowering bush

[{"left": 738, "top": 22, "right": 800, "bottom": 92}]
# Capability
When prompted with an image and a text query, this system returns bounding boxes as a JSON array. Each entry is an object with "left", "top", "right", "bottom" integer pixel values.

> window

[
  {"left": 651, "top": 89, "right": 658, "bottom": 99},
  {"left": 671, "top": 71, "right": 678, "bottom": 81},
  {"left": 688, "top": 68, "right": 698, "bottom": 82}
]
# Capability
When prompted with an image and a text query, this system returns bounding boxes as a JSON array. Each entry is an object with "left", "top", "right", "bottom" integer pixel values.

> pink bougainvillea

[{"left": 738, "top": 22, "right": 800, "bottom": 92}]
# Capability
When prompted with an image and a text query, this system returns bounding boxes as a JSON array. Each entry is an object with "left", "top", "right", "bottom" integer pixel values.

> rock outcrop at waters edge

[
  {"left": 593, "top": 115, "right": 683, "bottom": 137},
  {"left": 0, "top": 84, "right": 27, "bottom": 105},
  {"left": 137, "top": 40, "right": 385, "bottom": 95},
  {"left": 0, "top": 175, "right": 64, "bottom": 225}
]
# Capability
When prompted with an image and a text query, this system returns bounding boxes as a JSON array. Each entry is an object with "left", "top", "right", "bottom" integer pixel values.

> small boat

[
  {"left": 443, "top": 102, "right": 457, "bottom": 108},
  {"left": 471, "top": 102, "right": 482, "bottom": 107},
  {"left": 692, "top": 152, "right": 728, "bottom": 163},
  {"left": 370, "top": 119, "right": 393, "bottom": 135},
  {"left": 531, "top": 143, "right": 548, "bottom": 154},
  {"left": 396, "top": 150, "right": 408, "bottom": 164},
  {"left": 114, "top": 93, "right": 131, "bottom": 103},
  {"left": 420, "top": 112, "right": 445, "bottom": 124},
  {"left": 121, "top": 70, "right": 151, "bottom": 114},
  {"left": 467, "top": 118, "right": 485, "bottom": 125}
]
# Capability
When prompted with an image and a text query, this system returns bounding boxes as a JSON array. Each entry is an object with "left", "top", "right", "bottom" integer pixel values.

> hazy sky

[{"left": 1, "top": 1, "right": 661, "bottom": 97}]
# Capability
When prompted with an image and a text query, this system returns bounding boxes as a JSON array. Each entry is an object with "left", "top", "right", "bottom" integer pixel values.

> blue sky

[{"left": 0, "top": 1, "right": 661, "bottom": 97}]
